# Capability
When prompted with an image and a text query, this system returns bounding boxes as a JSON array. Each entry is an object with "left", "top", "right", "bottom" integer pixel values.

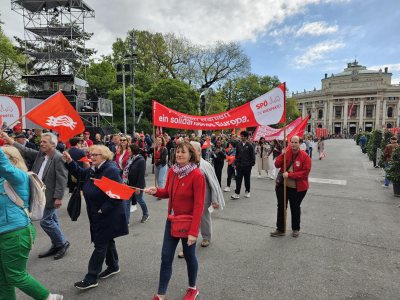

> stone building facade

[{"left": 291, "top": 61, "right": 400, "bottom": 135}]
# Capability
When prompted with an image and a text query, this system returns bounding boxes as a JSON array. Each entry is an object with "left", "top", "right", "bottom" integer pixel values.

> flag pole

[
  {"left": 283, "top": 82, "right": 287, "bottom": 233},
  {"left": 153, "top": 125, "right": 157, "bottom": 187}
]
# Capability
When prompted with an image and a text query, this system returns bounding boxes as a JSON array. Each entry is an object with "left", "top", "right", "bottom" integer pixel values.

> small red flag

[
  {"left": 78, "top": 157, "right": 92, "bottom": 163},
  {"left": 93, "top": 176, "right": 135, "bottom": 200},
  {"left": 26, "top": 91, "right": 85, "bottom": 142},
  {"left": 226, "top": 155, "right": 235, "bottom": 165},
  {"left": 201, "top": 138, "right": 211, "bottom": 149},
  {"left": 288, "top": 116, "right": 310, "bottom": 140}
]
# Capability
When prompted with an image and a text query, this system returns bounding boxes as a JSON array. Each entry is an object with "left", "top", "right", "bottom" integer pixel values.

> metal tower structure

[{"left": 11, "top": 0, "right": 114, "bottom": 132}]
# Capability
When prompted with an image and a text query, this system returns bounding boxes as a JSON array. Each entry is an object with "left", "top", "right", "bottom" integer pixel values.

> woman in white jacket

[{"left": 255, "top": 137, "right": 271, "bottom": 178}]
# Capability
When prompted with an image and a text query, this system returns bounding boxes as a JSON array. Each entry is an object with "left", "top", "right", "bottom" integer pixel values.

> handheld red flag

[
  {"left": 288, "top": 116, "right": 310, "bottom": 140},
  {"left": 93, "top": 176, "right": 135, "bottom": 200},
  {"left": 78, "top": 157, "right": 92, "bottom": 163},
  {"left": 226, "top": 155, "right": 235, "bottom": 165},
  {"left": 26, "top": 91, "right": 85, "bottom": 142},
  {"left": 201, "top": 138, "right": 211, "bottom": 149}
]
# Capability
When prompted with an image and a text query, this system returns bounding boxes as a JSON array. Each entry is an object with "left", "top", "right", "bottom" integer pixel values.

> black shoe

[
  {"left": 74, "top": 280, "right": 98, "bottom": 290},
  {"left": 54, "top": 241, "right": 70, "bottom": 260},
  {"left": 141, "top": 215, "right": 150, "bottom": 223},
  {"left": 99, "top": 268, "right": 120, "bottom": 279},
  {"left": 38, "top": 245, "right": 59, "bottom": 258}
]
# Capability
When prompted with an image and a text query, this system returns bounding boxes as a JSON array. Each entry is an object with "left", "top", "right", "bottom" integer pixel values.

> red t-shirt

[{"left": 155, "top": 168, "right": 205, "bottom": 237}]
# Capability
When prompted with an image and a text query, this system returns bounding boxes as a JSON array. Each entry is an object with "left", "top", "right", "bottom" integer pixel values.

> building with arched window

[{"left": 291, "top": 61, "right": 400, "bottom": 135}]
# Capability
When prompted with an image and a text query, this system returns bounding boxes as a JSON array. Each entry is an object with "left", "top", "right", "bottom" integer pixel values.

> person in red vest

[
  {"left": 271, "top": 135, "right": 312, "bottom": 238},
  {"left": 84, "top": 131, "right": 93, "bottom": 147}
]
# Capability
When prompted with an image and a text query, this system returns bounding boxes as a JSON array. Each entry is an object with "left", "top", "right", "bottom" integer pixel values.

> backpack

[{"left": 4, "top": 172, "right": 46, "bottom": 221}]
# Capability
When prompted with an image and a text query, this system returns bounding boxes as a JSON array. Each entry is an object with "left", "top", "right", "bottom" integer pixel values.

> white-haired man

[{"left": 1, "top": 131, "right": 70, "bottom": 259}]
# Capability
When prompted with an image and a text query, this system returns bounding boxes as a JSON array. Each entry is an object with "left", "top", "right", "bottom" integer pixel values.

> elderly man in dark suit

[{"left": 1, "top": 131, "right": 70, "bottom": 260}]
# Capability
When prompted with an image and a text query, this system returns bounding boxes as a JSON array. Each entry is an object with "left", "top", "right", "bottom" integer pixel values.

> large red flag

[
  {"left": 288, "top": 116, "right": 310, "bottom": 140},
  {"left": 93, "top": 176, "right": 135, "bottom": 200},
  {"left": 26, "top": 91, "right": 85, "bottom": 142}
]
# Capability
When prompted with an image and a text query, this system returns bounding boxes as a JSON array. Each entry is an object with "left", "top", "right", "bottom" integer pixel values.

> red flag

[
  {"left": 26, "top": 91, "right": 85, "bottom": 142},
  {"left": 288, "top": 116, "right": 310, "bottom": 140},
  {"left": 93, "top": 176, "right": 135, "bottom": 200},
  {"left": 226, "top": 155, "right": 235, "bottom": 165},
  {"left": 348, "top": 100, "right": 355, "bottom": 117},
  {"left": 78, "top": 157, "right": 92, "bottom": 163},
  {"left": 156, "top": 127, "right": 163, "bottom": 137},
  {"left": 0, "top": 115, "right": 3, "bottom": 127},
  {"left": 201, "top": 138, "right": 211, "bottom": 149}
]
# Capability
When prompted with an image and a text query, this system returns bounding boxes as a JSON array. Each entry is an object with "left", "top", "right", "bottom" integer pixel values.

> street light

[{"left": 130, "top": 32, "right": 138, "bottom": 134}]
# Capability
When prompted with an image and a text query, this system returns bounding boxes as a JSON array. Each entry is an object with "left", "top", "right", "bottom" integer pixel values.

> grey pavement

[{"left": 17, "top": 139, "right": 400, "bottom": 299}]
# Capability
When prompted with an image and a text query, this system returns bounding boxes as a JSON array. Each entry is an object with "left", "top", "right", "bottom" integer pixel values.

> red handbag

[
  {"left": 168, "top": 214, "right": 193, "bottom": 238},
  {"left": 168, "top": 174, "right": 193, "bottom": 238}
]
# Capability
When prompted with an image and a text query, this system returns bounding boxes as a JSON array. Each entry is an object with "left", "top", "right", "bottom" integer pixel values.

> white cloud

[
  {"left": 2, "top": 0, "right": 349, "bottom": 56},
  {"left": 294, "top": 40, "right": 345, "bottom": 68},
  {"left": 295, "top": 21, "right": 338, "bottom": 36},
  {"left": 392, "top": 77, "right": 400, "bottom": 85}
]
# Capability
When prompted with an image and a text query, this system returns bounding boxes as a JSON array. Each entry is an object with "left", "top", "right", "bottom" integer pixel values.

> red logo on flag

[
  {"left": 26, "top": 91, "right": 85, "bottom": 142},
  {"left": 93, "top": 176, "right": 135, "bottom": 200}
]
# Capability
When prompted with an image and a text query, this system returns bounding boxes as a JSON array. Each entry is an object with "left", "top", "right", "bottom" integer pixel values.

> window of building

[
  {"left": 318, "top": 109, "right": 323, "bottom": 119},
  {"left": 335, "top": 106, "right": 342, "bottom": 118},
  {"left": 387, "top": 107, "right": 393, "bottom": 118},
  {"left": 366, "top": 105, "right": 374, "bottom": 118}
]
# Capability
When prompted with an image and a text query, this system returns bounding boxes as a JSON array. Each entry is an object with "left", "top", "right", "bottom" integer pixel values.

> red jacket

[
  {"left": 155, "top": 168, "right": 205, "bottom": 237},
  {"left": 275, "top": 148, "right": 311, "bottom": 192}
]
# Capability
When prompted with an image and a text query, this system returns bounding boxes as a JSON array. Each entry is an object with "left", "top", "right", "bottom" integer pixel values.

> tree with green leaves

[{"left": 0, "top": 17, "right": 26, "bottom": 94}]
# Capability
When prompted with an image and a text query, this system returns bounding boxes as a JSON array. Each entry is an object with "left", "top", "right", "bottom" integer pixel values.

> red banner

[
  {"left": 316, "top": 128, "right": 329, "bottom": 138},
  {"left": 252, "top": 116, "right": 302, "bottom": 141},
  {"left": 153, "top": 84, "right": 286, "bottom": 130},
  {"left": 389, "top": 128, "right": 400, "bottom": 136},
  {"left": 0, "top": 95, "right": 23, "bottom": 128}
]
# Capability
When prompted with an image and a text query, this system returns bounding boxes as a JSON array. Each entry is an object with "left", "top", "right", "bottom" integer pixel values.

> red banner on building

[
  {"left": 316, "top": 128, "right": 329, "bottom": 138},
  {"left": 389, "top": 128, "right": 400, "bottom": 136},
  {"left": 152, "top": 84, "right": 286, "bottom": 130}
]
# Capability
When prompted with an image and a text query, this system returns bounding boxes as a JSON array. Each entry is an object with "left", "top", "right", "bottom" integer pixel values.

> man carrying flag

[{"left": 63, "top": 145, "right": 129, "bottom": 290}]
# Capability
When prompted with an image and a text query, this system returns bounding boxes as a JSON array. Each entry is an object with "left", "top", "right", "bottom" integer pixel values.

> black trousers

[
  {"left": 226, "top": 164, "right": 235, "bottom": 187},
  {"left": 235, "top": 166, "right": 252, "bottom": 194},
  {"left": 213, "top": 162, "right": 224, "bottom": 187},
  {"left": 85, "top": 239, "right": 119, "bottom": 282},
  {"left": 275, "top": 185, "right": 307, "bottom": 231}
]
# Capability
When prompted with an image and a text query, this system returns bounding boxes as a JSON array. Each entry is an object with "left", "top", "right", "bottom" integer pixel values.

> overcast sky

[{"left": 1, "top": 0, "right": 399, "bottom": 93}]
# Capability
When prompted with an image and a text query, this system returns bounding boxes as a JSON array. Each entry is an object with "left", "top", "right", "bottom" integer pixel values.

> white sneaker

[
  {"left": 244, "top": 192, "right": 251, "bottom": 198},
  {"left": 223, "top": 187, "right": 231, "bottom": 192},
  {"left": 130, "top": 204, "right": 138, "bottom": 213},
  {"left": 230, "top": 193, "right": 240, "bottom": 199},
  {"left": 48, "top": 294, "right": 63, "bottom": 300}
]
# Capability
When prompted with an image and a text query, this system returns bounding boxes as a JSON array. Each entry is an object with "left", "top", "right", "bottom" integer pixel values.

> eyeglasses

[
  {"left": 89, "top": 153, "right": 101, "bottom": 157},
  {"left": 121, "top": 139, "right": 127, "bottom": 142}
]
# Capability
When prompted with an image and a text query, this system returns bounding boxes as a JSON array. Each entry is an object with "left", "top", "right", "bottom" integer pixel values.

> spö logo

[{"left": 256, "top": 100, "right": 268, "bottom": 110}]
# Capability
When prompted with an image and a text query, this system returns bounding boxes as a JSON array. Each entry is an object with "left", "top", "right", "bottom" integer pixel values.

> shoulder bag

[
  {"left": 167, "top": 174, "right": 193, "bottom": 238},
  {"left": 275, "top": 153, "right": 299, "bottom": 186}
]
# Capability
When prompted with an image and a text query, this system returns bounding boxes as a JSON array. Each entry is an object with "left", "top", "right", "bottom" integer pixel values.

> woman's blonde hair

[
  {"left": 89, "top": 145, "right": 114, "bottom": 161},
  {"left": 2, "top": 146, "right": 28, "bottom": 172}
]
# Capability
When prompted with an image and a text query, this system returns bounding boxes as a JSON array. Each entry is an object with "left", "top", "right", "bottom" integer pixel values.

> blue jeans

[
  {"left": 384, "top": 162, "right": 390, "bottom": 186},
  {"left": 126, "top": 191, "right": 149, "bottom": 221},
  {"left": 40, "top": 208, "right": 67, "bottom": 247},
  {"left": 157, "top": 220, "right": 198, "bottom": 295},
  {"left": 156, "top": 165, "right": 167, "bottom": 188}
]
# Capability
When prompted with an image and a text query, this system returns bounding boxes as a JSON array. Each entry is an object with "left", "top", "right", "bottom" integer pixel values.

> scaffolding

[{"left": 12, "top": 0, "right": 114, "bottom": 130}]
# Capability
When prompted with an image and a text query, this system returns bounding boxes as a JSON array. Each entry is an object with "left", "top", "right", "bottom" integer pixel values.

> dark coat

[
  {"left": 235, "top": 141, "right": 255, "bottom": 168},
  {"left": 127, "top": 155, "right": 146, "bottom": 189},
  {"left": 67, "top": 160, "right": 128, "bottom": 244}
]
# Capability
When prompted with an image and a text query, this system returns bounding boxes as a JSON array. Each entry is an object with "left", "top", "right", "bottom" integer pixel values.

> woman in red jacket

[{"left": 145, "top": 142, "right": 205, "bottom": 300}]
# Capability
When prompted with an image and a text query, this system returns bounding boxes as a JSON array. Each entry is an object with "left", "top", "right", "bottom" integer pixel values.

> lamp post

[{"left": 130, "top": 32, "right": 137, "bottom": 134}]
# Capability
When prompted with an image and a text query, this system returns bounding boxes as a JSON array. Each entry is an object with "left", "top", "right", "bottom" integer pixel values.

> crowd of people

[{"left": 0, "top": 126, "right": 317, "bottom": 300}]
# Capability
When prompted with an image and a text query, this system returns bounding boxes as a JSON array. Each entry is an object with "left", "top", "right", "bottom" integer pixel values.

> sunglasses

[{"left": 121, "top": 139, "right": 127, "bottom": 142}]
